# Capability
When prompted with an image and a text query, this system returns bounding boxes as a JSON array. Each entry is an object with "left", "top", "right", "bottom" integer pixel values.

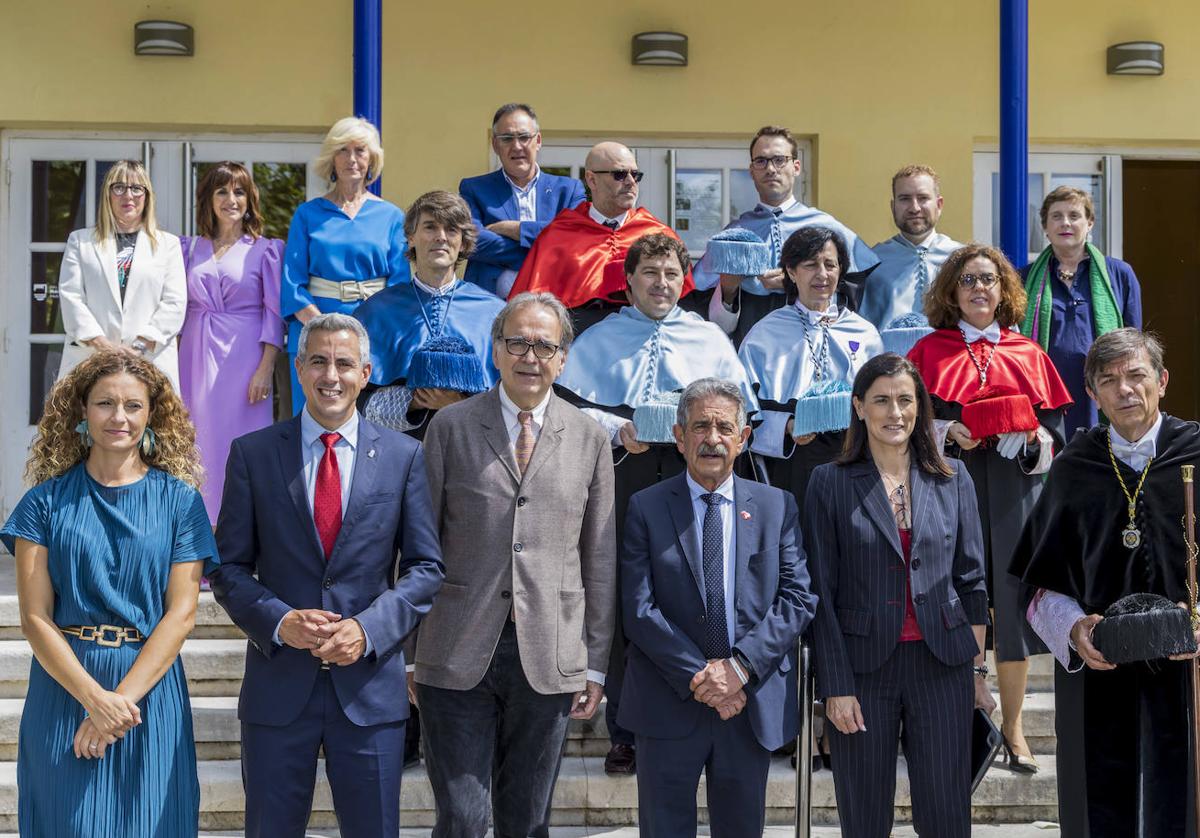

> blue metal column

[
  {"left": 999, "top": 0, "right": 1029, "bottom": 266},
  {"left": 353, "top": 0, "right": 382, "bottom": 195}
]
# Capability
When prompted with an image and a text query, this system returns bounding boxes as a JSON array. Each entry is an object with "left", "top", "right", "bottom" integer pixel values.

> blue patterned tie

[
  {"left": 913, "top": 246, "right": 929, "bottom": 312},
  {"left": 700, "top": 492, "right": 731, "bottom": 659},
  {"left": 768, "top": 207, "right": 783, "bottom": 265}
]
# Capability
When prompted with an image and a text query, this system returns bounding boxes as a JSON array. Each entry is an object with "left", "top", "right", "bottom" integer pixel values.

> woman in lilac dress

[{"left": 179, "top": 162, "right": 284, "bottom": 522}]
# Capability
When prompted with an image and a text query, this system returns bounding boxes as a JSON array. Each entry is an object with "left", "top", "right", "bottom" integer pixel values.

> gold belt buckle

[{"left": 96, "top": 624, "right": 123, "bottom": 647}]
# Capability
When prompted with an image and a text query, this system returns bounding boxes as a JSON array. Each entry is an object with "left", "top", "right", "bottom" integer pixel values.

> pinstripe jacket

[{"left": 803, "top": 459, "right": 988, "bottom": 699}]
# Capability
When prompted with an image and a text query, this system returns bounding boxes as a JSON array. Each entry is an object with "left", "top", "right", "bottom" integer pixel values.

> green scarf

[{"left": 1021, "top": 242, "right": 1122, "bottom": 350}]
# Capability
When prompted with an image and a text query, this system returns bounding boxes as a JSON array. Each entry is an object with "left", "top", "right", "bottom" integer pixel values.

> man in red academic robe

[{"left": 509, "top": 141, "right": 694, "bottom": 331}]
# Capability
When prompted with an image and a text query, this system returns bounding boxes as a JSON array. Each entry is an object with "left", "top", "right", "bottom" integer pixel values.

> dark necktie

[
  {"left": 314, "top": 432, "right": 342, "bottom": 560},
  {"left": 602, "top": 219, "right": 619, "bottom": 230},
  {"left": 700, "top": 492, "right": 732, "bottom": 659}
]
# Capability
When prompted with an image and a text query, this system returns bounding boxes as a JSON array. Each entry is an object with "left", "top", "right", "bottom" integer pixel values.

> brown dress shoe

[{"left": 604, "top": 743, "right": 636, "bottom": 775}]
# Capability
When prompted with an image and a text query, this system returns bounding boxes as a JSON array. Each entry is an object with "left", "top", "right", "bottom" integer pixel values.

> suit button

[
  {"left": 517, "top": 497, "right": 527, "bottom": 507},
  {"left": 502, "top": 590, "right": 512, "bottom": 599},
  {"left": 514, "top": 542, "right": 523, "bottom": 552},
  {"left": 698, "top": 615, "right": 706, "bottom": 624},
  {"left": 323, "top": 578, "right": 333, "bottom": 590},
  {"left": 910, "top": 558, "right": 921, "bottom": 570},
  {"left": 914, "top": 593, "right": 927, "bottom": 605}
]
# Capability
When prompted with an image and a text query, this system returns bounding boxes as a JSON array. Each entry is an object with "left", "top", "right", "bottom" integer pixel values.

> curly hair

[
  {"left": 923, "top": 243, "right": 1027, "bottom": 330},
  {"left": 26, "top": 351, "right": 202, "bottom": 488}
]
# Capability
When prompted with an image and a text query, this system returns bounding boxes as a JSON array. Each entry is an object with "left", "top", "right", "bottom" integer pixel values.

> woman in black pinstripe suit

[{"left": 804, "top": 353, "right": 993, "bottom": 838}]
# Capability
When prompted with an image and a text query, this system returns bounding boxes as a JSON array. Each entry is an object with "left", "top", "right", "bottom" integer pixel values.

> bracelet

[
  {"left": 728, "top": 657, "right": 749, "bottom": 686},
  {"left": 973, "top": 664, "right": 989, "bottom": 677}
]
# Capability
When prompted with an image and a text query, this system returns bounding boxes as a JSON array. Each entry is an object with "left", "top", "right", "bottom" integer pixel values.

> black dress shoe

[
  {"left": 1002, "top": 736, "right": 1039, "bottom": 774},
  {"left": 604, "top": 743, "right": 636, "bottom": 775}
]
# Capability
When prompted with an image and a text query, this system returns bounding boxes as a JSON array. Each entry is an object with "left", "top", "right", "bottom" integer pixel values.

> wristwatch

[{"left": 130, "top": 338, "right": 148, "bottom": 355}]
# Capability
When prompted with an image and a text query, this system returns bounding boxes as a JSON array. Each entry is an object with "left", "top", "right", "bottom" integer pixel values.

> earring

[
  {"left": 330, "top": 171, "right": 338, "bottom": 183},
  {"left": 75, "top": 419, "right": 93, "bottom": 448},
  {"left": 365, "top": 168, "right": 372, "bottom": 181},
  {"left": 139, "top": 427, "right": 157, "bottom": 458}
]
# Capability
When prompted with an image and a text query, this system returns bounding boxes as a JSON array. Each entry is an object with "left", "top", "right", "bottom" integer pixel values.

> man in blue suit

[
  {"left": 619, "top": 377, "right": 817, "bottom": 837},
  {"left": 459, "top": 102, "right": 587, "bottom": 297},
  {"left": 211, "top": 312, "right": 444, "bottom": 838}
]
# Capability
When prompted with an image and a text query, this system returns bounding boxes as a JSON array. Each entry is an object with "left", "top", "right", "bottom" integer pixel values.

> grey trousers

[{"left": 418, "top": 621, "right": 573, "bottom": 838}]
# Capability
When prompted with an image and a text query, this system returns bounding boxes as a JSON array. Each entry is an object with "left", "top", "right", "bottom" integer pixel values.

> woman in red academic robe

[{"left": 908, "top": 243, "right": 1072, "bottom": 775}]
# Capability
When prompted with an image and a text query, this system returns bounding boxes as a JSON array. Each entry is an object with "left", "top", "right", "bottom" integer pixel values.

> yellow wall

[{"left": 3, "top": 0, "right": 1199, "bottom": 244}]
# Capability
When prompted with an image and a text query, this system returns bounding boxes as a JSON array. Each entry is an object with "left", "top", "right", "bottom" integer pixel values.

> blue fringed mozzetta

[
  {"left": 406, "top": 335, "right": 489, "bottom": 393},
  {"left": 633, "top": 391, "right": 682, "bottom": 443},
  {"left": 704, "top": 227, "right": 774, "bottom": 277},
  {"left": 880, "top": 312, "right": 933, "bottom": 357},
  {"left": 793, "top": 380, "right": 853, "bottom": 436}
]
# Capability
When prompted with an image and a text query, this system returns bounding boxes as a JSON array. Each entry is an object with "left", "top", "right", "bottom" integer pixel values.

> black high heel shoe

[{"left": 1002, "top": 735, "right": 1039, "bottom": 774}]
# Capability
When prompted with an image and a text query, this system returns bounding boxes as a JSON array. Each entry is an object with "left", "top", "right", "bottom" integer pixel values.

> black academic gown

[{"left": 1012, "top": 414, "right": 1200, "bottom": 838}]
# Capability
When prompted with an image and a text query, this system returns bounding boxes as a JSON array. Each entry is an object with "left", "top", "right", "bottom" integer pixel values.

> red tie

[{"left": 314, "top": 432, "right": 342, "bottom": 560}]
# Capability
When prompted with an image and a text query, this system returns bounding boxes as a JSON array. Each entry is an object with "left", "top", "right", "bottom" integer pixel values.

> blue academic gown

[
  {"left": 458, "top": 169, "right": 587, "bottom": 296},
  {"left": 1020, "top": 254, "right": 1142, "bottom": 436},
  {"left": 860, "top": 232, "right": 962, "bottom": 329},
  {"left": 280, "top": 198, "right": 411, "bottom": 414}
]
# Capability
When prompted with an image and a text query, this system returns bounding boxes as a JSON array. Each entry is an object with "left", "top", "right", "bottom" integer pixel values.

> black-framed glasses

[
  {"left": 494, "top": 132, "right": 537, "bottom": 145},
  {"left": 110, "top": 183, "right": 147, "bottom": 197},
  {"left": 750, "top": 155, "right": 794, "bottom": 171},
  {"left": 958, "top": 272, "right": 999, "bottom": 289},
  {"left": 589, "top": 169, "right": 644, "bottom": 183},
  {"left": 503, "top": 337, "right": 561, "bottom": 360}
]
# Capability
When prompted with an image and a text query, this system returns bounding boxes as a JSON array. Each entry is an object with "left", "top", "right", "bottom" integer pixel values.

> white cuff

[
  {"left": 1027, "top": 588, "right": 1086, "bottom": 672},
  {"left": 750, "top": 409, "right": 791, "bottom": 459},
  {"left": 1022, "top": 425, "right": 1055, "bottom": 476},
  {"left": 406, "top": 664, "right": 416, "bottom": 673},
  {"left": 707, "top": 285, "right": 740, "bottom": 334},
  {"left": 271, "top": 615, "right": 286, "bottom": 647},
  {"left": 933, "top": 418, "right": 954, "bottom": 453},
  {"left": 586, "top": 669, "right": 606, "bottom": 686}
]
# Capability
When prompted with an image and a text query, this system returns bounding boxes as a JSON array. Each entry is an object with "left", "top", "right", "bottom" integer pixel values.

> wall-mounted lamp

[
  {"left": 134, "top": 20, "right": 194, "bottom": 56},
  {"left": 1107, "top": 41, "right": 1163, "bottom": 76},
  {"left": 632, "top": 32, "right": 687, "bottom": 67}
]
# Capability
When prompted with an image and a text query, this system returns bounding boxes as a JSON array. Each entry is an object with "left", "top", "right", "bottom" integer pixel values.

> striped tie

[
  {"left": 515, "top": 411, "right": 536, "bottom": 475},
  {"left": 913, "top": 246, "right": 929, "bottom": 311}
]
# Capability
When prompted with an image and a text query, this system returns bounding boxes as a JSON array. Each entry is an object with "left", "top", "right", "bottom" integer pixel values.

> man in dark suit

[
  {"left": 459, "top": 102, "right": 587, "bottom": 297},
  {"left": 211, "top": 313, "right": 444, "bottom": 838},
  {"left": 619, "top": 377, "right": 817, "bottom": 837}
]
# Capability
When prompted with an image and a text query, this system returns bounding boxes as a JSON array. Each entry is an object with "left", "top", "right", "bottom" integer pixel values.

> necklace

[
  {"left": 878, "top": 465, "right": 910, "bottom": 529},
  {"left": 959, "top": 328, "right": 995, "bottom": 386},
  {"left": 1106, "top": 433, "right": 1153, "bottom": 549},
  {"left": 800, "top": 312, "right": 835, "bottom": 382},
  {"left": 1056, "top": 266, "right": 1076, "bottom": 285}
]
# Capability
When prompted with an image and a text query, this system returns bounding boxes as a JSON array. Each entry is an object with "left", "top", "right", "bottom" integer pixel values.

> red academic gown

[{"left": 508, "top": 203, "right": 694, "bottom": 307}]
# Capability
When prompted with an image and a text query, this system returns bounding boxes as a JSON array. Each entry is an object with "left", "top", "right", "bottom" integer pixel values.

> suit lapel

[
  {"left": 909, "top": 463, "right": 934, "bottom": 555},
  {"left": 279, "top": 417, "right": 326, "bottom": 561},
  {"left": 331, "top": 419, "right": 380, "bottom": 562},
  {"left": 479, "top": 389, "right": 521, "bottom": 485},
  {"left": 536, "top": 180, "right": 556, "bottom": 222},
  {"left": 667, "top": 476, "right": 706, "bottom": 602},
  {"left": 733, "top": 478, "right": 757, "bottom": 620},
  {"left": 851, "top": 462, "right": 903, "bottom": 558},
  {"left": 493, "top": 170, "right": 519, "bottom": 221},
  {"left": 93, "top": 235, "right": 121, "bottom": 308},
  {"left": 519, "top": 394, "right": 565, "bottom": 486}
]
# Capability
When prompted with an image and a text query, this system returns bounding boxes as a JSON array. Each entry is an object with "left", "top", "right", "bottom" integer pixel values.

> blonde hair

[
  {"left": 314, "top": 117, "right": 384, "bottom": 186},
  {"left": 26, "top": 351, "right": 202, "bottom": 488},
  {"left": 892, "top": 164, "right": 941, "bottom": 196},
  {"left": 95, "top": 160, "right": 160, "bottom": 251}
]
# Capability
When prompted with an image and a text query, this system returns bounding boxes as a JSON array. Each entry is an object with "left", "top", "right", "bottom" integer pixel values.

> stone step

[
  {"left": 0, "top": 593, "right": 241, "bottom": 640},
  {"left": 0, "top": 827, "right": 1064, "bottom": 837},
  {"left": 0, "top": 754, "right": 1059, "bottom": 831}
]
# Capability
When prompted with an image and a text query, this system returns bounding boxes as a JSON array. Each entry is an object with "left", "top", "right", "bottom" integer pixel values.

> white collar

[
  {"left": 757, "top": 196, "right": 798, "bottom": 215},
  {"left": 498, "top": 383, "right": 552, "bottom": 424},
  {"left": 896, "top": 230, "right": 939, "bottom": 249},
  {"left": 686, "top": 470, "right": 735, "bottom": 502},
  {"left": 300, "top": 408, "right": 359, "bottom": 450},
  {"left": 588, "top": 204, "right": 629, "bottom": 229},
  {"left": 502, "top": 165, "right": 540, "bottom": 195},
  {"left": 795, "top": 298, "right": 839, "bottom": 324},
  {"left": 412, "top": 274, "right": 458, "bottom": 296},
  {"left": 1109, "top": 411, "right": 1164, "bottom": 453},
  {"left": 957, "top": 318, "right": 1002, "bottom": 345}
]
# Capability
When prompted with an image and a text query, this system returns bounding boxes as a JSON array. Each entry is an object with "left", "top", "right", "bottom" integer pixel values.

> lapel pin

[
  {"left": 368, "top": 449, "right": 376, "bottom": 459},
  {"left": 740, "top": 510, "right": 751, "bottom": 520}
]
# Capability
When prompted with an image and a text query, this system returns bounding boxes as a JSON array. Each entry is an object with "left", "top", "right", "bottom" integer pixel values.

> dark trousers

[
  {"left": 241, "top": 669, "right": 406, "bottom": 838},
  {"left": 635, "top": 709, "right": 770, "bottom": 837},
  {"left": 419, "top": 621, "right": 573, "bottom": 838},
  {"left": 828, "top": 641, "right": 972, "bottom": 838}
]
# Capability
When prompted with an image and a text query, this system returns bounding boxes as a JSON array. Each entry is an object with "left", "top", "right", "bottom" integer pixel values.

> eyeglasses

[
  {"left": 110, "top": 183, "right": 147, "bottom": 197},
  {"left": 494, "top": 132, "right": 537, "bottom": 145},
  {"left": 750, "top": 155, "right": 794, "bottom": 171},
  {"left": 589, "top": 169, "right": 644, "bottom": 183},
  {"left": 503, "top": 337, "right": 561, "bottom": 360},
  {"left": 958, "top": 273, "right": 999, "bottom": 289}
]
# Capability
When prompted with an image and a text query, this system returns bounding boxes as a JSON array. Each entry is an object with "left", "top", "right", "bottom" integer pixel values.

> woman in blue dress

[
  {"left": 1, "top": 350, "right": 217, "bottom": 836},
  {"left": 281, "top": 116, "right": 410, "bottom": 414}
]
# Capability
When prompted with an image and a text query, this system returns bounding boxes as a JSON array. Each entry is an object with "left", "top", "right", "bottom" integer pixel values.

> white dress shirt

[
  {"left": 685, "top": 471, "right": 737, "bottom": 650},
  {"left": 498, "top": 385, "right": 606, "bottom": 684},
  {"left": 1030, "top": 411, "right": 1164, "bottom": 669},
  {"left": 495, "top": 169, "right": 541, "bottom": 297},
  {"left": 588, "top": 204, "right": 629, "bottom": 230},
  {"left": 275, "top": 409, "right": 373, "bottom": 652},
  {"left": 412, "top": 274, "right": 459, "bottom": 297}
]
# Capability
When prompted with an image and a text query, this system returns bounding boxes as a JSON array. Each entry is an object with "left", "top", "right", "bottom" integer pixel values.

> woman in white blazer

[{"left": 57, "top": 160, "right": 186, "bottom": 390}]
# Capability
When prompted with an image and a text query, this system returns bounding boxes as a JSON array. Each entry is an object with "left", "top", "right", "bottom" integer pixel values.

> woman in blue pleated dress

[{"left": 0, "top": 350, "right": 217, "bottom": 836}]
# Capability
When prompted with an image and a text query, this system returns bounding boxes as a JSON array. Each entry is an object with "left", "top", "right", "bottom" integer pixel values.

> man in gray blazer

[{"left": 412, "top": 291, "right": 617, "bottom": 838}]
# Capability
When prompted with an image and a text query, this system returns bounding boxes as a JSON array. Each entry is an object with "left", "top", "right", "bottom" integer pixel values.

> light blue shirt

[
  {"left": 502, "top": 166, "right": 541, "bottom": 223},
  {"left": 685, "top": 471, "right": 737, "bottom": 649},
  {"left": 273, "top": 408, "right": 372, "bottom": 653}
]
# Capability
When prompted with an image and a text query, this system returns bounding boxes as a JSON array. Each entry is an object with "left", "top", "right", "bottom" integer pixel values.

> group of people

[{"left": 1, "top": 100, "right": 1185, "bottom": 838}]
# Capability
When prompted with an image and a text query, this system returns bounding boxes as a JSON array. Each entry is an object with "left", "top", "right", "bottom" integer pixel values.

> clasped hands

[
  {"left": 74, "top": 688, "right": 142, "bottom": 760},
  {"left": 279, "top": 608, "right": 366, "bottom": 666},
  {"left": 689, "top": 658, "right": 747, "bottom": 720}
]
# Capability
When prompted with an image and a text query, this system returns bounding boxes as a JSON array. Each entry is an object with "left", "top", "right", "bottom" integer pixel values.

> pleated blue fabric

[{"left": 0, "top": 463, "right": 218, "bottom": 837}]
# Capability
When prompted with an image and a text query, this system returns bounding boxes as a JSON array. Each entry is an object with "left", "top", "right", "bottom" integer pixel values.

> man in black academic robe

[{"left": 1012, "top": 328, "right": 1200, "bottom": 838}]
